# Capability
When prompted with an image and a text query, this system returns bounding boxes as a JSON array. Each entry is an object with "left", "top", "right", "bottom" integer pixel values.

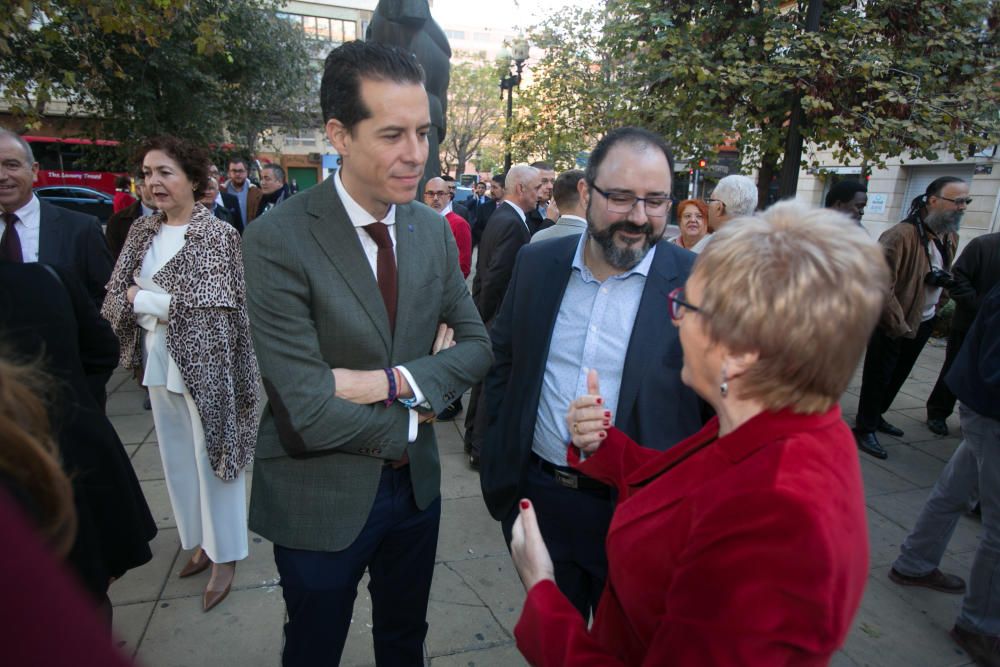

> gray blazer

[
  {"left": 242, "top": 179, "right": 492, "bottom": 551},
  {"left": 529, "top": 215, "right": 587, "bottom": 244}
]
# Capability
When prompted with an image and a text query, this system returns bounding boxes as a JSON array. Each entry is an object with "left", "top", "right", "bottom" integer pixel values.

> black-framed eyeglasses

[
  {"left": 423, "top": 190, "right": 448, "bottom": 198},
  {"left": 591, "top": 184, "right": 672, "bottom": 218},
  {"left": 667, "top": 287, "right": 701, "bottom": 320},
  {"left": 705, "top": 197, "right": 727, "bottom": 212},
  {"left": 935, "top": 195, "right": 973, "bottom": 206}
]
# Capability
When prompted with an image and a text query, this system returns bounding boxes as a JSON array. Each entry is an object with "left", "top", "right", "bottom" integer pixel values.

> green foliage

[
  {"left": 518, "top": 0, "right": 999, "bottom": 175},
  {"left": 441, "top": 52, "right": 504, "bottom": 176},
  {"left": 1, "top": 0, "right": 317, "bottom": 163}
]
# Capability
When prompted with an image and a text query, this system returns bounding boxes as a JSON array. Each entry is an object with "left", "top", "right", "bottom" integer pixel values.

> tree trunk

[{"left": 757, "top": 152, "right": 778, "bottom": 210}]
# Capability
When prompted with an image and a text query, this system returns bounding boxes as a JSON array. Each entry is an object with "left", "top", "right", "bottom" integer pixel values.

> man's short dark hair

[
  {"left": 263, "top": 163, "right": 285, "bottom": 183},
  {"left": 441, "top": 174, "right": 455, "bottom": 182},
  {"left": 825, "top": 180, "right": 867, "bottom": 208},
  {"left": 553, "top": 169, "right": 584, "bottom": 210},
  {"left": 492, "top": 173, "right": 505, "bottom": 188},
  {"left": 530, "top": 161, "right": 553, "bottom": 172},
  {"left": 320, "top": 40, "right": 425, "bottom": 131},
  {"left": 134, "top": 135, "right": 210, "bottom": 199},
  {"left": 228, "top": 156, "right": 249, "bottom": 170},
  {"left": 585, "top": 127, "right": 674, "bottom": 186}
]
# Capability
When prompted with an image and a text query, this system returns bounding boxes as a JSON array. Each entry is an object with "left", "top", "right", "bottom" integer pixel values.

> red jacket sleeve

[
  {"left": 447, "top": 214, "right": 473, "bottom": 278},
  {"left": 567, "top": 427, "right": 660, "bottom": 497}
]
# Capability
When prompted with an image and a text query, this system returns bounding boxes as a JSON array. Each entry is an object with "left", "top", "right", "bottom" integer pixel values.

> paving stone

[
  {"left": 839, "top": 574, "right": 972, "bottom": 667},
  {"left": 425, "top": 599, "right": 509, "bottom": 658},
  {"left": 436, "top": 420, "right": 467, "bottom": 456},
  {"left": 911, "top": 437, "right": 963, "bottom": 463},
  {"left": 144, "top": 428, "right": 159, "bottom": 444},
  {"left": 860, "top": 458, "right": 919, "bottom": 497},
  {"left": 867, "top": 508, "right": 913, "bottom": 568},
  {"left": 125, "top": 444, "right": 139, "bottom": 459},
  {"left": 870, "top": 442, "right": 949, "bottom": 488},
  {"left": 162, "top": 531, "right": 278, "bottom": 600},
  {"left": 441, "top": 452, "right": 484, "bottom": 500},
  {"left": 432, "top": 562, "right": 486, "bottom": 607},
  {"left": 437, "top": 497, "right": 509, "bottom": 562},
  {"left": 899, "top": 382, "right": 934, "bottom": 402},
  {"left": 447, "top": 555, "right": 525, "bottom": 636},
  {"left": 140, "top": 479, "right": 177, "bottom": 529},
  {"left": 110, "top": 528, "right": 180, "bottom": 606},
  {"left": 136, "top": 587, "right": 285, "bottom": 667},
  {"left": 882, "top": 390, "right": 927, "bottom": 411},
  {"left": 340, "top": 573, "right": 375, "bottom": 666},
  {"left": 107, "top": 389, "right": 152, "bottom": 416},
  {"left": 130, "top": 443, "right": 166, "bottom": 481},
  {"left": 112, "top": 414, "right": 155, "bottom": 445},
  {"left": 111, "top": 601, "right": 154, "bottom": 659},
  {"left": 867, "top": 489, "right": 983, "bottom": 556},
  {"left": 429, "top": 642, "right": 526, "bottom": 666}
]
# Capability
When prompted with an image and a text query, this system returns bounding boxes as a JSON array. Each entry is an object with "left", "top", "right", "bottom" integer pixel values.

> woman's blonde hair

[
  {"left": 694, "top": 201, "right": 888, "bottom": 413},
  {"left": 0, "top": 355, "right": 77, "bottom": 555}
]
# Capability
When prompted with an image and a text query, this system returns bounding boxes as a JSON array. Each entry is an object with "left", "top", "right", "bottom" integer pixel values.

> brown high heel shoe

[
  {"left": 179, "top": 547, "right": 211, "bottom": 578},
  {"left": 202, "top": 562, "right": 235, "bottom": 612}
]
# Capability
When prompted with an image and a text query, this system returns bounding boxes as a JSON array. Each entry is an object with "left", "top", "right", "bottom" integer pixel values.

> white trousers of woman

[{"left": 148, "top": 386, "right": 248, "bottom": 563}]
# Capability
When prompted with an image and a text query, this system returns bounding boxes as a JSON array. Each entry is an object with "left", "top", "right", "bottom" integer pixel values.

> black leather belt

[{"left": 531, "top": 453, "right": 610, "bottom": 497}]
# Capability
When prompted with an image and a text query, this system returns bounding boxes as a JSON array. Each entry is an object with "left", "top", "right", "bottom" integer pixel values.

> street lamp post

[{"left": 499, "top": 38, "right": 530, "bottom": 175}]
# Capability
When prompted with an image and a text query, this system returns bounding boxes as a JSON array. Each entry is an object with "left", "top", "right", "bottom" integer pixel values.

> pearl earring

[{"left": 720, "top": 367, "right": 729, "bottom": 398}]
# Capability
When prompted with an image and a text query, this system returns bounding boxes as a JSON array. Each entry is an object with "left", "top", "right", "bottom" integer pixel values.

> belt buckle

[{"left": 554, "top": 469, "right": 578, "bottom": 489}]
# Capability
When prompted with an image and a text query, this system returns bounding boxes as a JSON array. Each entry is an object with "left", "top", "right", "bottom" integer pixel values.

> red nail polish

[
  {"left": 603, "top": 419, "right": 610, "bottom": 427},
  {"left": 604, "top": 410, "right": 611, "bottom": 418},
  {"left": 520, "top": 500, "right": 530, "bottom": 510},
  {"left": 596, "top": 397, "right": 603, "bottom": 405},
  {"left": 599, "top": 431, "right": 607, "bottom": 439}
]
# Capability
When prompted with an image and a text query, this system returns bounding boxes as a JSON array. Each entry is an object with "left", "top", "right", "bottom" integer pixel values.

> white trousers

[{"left": 148, "top": 386, "right": 248, "bottom": 563}]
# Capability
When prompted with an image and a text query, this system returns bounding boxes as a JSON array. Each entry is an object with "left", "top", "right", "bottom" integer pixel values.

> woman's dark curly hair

[{"left": 133, "top": 135, "right": 210, "bottom": 200}]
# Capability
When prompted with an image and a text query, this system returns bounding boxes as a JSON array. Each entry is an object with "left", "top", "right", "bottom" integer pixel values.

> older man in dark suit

[
  {"left": 0, "top": 130, "right": 113, "bottom": 312},
  {"left": 463, "top": 164, "right": 542, "bottom": 468},
  {"left": 242, "top": 41, "right": 491, "bottom": 667},
  {"left": 480, "top": 128, "right": 705, "bottom": 621}
]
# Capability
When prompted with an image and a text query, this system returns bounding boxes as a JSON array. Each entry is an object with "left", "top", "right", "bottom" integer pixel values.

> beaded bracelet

[{"left": 383, "top": 367, "right": 397, "bottom": 406}]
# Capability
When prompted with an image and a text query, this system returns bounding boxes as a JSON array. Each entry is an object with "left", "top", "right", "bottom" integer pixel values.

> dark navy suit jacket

[
  {"left": 480, "top": 234, "right": 707, "bottom": 520},
  {"left": 38, "top": 199, "right": 113, "bottom": 309}
]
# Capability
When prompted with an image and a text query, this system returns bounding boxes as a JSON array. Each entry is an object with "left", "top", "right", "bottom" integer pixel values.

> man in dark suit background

[
  {"left": 480, "top": 128, "right": 704, "bottom": 620},
  {"left": 471, "top": 174, "right": 502, "bottom": 248},
  {"left": 209, "top": 163, "right": 242, "bottom": 229},
  {"left": 106, "top": 170, "right": 159, "bottom": 261},
  {"left": 0, "top": 130, "right": 112, "bottom": 311},
  {"left": 242, "top": 41, "right": 491, "bottom": 666},
  {"left": 463, "top": 164, "right": 542, "bottom": 468}
]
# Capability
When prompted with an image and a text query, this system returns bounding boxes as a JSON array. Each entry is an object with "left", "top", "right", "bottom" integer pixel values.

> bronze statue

[{"left": 367, "top": 0, "right": 451, "bottom": 182}]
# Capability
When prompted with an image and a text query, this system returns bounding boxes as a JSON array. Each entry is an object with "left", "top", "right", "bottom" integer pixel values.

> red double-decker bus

[{"left": 25, "top": 135, "right": 127, "bottom": 195}]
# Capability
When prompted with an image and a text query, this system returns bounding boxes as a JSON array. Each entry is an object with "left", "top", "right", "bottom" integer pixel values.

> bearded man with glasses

[{"left": 480, "top": 127, "right": 706, "bottom": 622}]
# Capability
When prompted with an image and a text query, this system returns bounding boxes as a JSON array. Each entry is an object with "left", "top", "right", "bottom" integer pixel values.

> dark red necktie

[
  {"left": 1, "top": 212, "right": 23, "bottom": 263},
  {"left": 363, "top": 222, "right": 397, "bottom": 332}
]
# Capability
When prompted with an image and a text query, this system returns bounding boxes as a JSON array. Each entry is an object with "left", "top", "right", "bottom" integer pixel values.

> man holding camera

[{"left": 854, "top": 176, "right": 968, "bottom": 460}]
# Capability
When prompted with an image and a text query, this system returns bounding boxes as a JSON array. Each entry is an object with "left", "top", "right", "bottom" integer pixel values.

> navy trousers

[
  {"left": 501, "top": 459, "right": 614, "bottom": 621},
  {"left": 274, "top": 466, "right": 441, "bottom": 666}
]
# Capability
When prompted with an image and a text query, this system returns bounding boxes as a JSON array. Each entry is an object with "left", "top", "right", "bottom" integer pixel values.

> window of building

[{"left": 445, "top": 30, "right": 466, "bottom": 40}]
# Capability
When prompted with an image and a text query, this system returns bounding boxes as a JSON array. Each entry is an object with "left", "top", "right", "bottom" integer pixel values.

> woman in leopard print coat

[{"left": 102, "top": 136, "right": 259, "bottom": 611}]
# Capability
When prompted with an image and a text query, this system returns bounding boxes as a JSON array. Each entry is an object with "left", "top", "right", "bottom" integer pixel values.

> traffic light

[{"left": 697, "top": 159, "right": 707, "bottom": 169}]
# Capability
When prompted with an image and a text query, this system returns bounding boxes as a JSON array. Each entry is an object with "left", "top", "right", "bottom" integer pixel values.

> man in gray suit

[
  {"left": 242, "top": 41, "right": 491, "bottom": 666},
  {"left": 531, "top": 169, "right": 587, "bottom": 244}
]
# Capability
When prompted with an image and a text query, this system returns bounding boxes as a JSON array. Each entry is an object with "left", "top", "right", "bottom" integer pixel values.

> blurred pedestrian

[
  {"left": 102, "top": 135, "right": 260, "bottom": 612},
  {"left": 825, "top": 180, "right": 868, "bottom": 224},
  {"left": 669, "top": 198, "right": 710, "bottom": 252},
  {"left": 113, "top": 175, "right": 136, "bottom": 213},
  {"left": 705, "top": 174, "right": 758, "bottom": 233},
  {"left": 106, "top": 171, "right": 158, "bottom": 262},
  {"left": 530, "top": 169, "right": 586, "bottom": 244},
  {"left": 258, "top": 163, "right": 291, "bottom": 216},
  {"left": 200, "top": 176, "right": 238, "bottom": 232},
  {"left": 221, "top": 156, "right": 262, "bottom": 226}
]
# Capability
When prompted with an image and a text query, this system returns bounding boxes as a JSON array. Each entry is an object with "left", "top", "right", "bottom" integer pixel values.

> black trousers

[
  {"left": 926, "top": 326, "right": 968, "bottom": 421},
  {"left": 500, "top": 458, "right": 614, "bottom": 621},
  {"left": 856, "top": 319, "right": 935, "bottom": 433},
  {"left": 274, "top": 466, "right": 441, "bottom": 667},
  {"left": 463, "top": 382, "right": 488, "bottom": 457}
]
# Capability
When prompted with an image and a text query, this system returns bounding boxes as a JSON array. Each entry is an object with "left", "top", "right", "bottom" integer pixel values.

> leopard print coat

[{"left": 102, "top": 204, "right": 260, "bottom": 480}]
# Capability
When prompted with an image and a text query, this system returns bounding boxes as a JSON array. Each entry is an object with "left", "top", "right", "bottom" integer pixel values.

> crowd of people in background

[{"left": 0, "top": 36, "right": 997, "bottom": 667}]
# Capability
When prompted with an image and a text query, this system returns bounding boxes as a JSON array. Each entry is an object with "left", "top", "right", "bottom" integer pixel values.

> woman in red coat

[{"left": 510, "top": 201, "right": 889, "bottom": 665}]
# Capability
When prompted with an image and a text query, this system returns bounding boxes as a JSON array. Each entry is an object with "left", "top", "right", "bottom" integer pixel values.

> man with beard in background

[
  {"left": 479, "top": 128, "right": 704, "bottom": 621},
  {"left": 854, "top": 176, "right": 968, "bottom": 461}
]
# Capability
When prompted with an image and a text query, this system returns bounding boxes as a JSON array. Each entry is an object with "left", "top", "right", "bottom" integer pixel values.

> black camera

[{"left": 925, "top": 268, "right": 955, "bottom": 288}]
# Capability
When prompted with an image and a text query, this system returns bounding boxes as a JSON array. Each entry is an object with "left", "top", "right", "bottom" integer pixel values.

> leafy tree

[
  {"left": 1, "top": 0, "right": 316, "bottom": 162},
  {"left": 440, "top": 52, "right": 504, "bottom": 176},
  {"left": 517, "top": 1, "right": 999, "bottom": 197}
]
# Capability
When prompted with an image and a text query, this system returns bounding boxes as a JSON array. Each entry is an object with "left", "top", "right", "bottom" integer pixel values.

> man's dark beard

[
  {"left": 586, "top": 206, "right": 664, "bottom": 270},
  {"left": 924, "top": 208, "right": 962, "bottom": 236}
]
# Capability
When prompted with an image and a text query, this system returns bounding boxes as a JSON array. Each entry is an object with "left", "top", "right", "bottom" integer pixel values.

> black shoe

[
  {"left": 877, "top": 418, "right": 904, "bottom": 437},
  {"left": 888, "top": 567, "right": 966, "bottom": 594},
  {"left": 468, "top": 453, "right": 480, "bottom": 471},
  {"left": 926, "top": 418, "right": 949, "bottom": 436},
  {"left": 143, "top": 395, "right": 152, "bottom": 410},
  {"left": 951, "top": 624, "right": 1000, "bottom": 667},
  {"left": 854, "top": 430, "right": 888, "bottom": 459},
  {"left": 436, "top": 399, "right": 462, "bottom": 422}
]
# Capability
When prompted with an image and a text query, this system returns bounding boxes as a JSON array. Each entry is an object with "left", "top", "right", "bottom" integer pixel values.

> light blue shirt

[
  {"left": 228, "top": 180, "right": 249, "bottom": 226},
  {"left": 531, "top": 233, "right": 655, "bottom": 465}
]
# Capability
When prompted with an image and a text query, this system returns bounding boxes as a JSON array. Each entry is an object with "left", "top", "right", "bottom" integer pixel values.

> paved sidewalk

[{"left": 106, "top": 339, "right": 981, "bottom": 666}]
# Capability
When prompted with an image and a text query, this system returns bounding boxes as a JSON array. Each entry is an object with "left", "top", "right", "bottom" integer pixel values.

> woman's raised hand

[{"left": 565, "top": 369, "right": 609, "bottom": 454}]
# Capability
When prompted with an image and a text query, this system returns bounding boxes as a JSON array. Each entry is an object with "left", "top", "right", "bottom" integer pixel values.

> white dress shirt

[
  {"left": 333, "top": 171, "right": 426, "bottom": 440},
  {"left": 6, "top": 195, "right": 42, "bottom": 262}
]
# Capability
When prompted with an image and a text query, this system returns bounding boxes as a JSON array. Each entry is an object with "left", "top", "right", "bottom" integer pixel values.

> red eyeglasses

[{"left": 667, "top": 287, "right": 701, "bottom": 320}]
